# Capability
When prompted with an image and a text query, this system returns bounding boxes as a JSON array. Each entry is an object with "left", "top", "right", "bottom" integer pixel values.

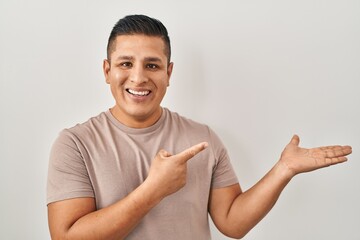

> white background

[{"left": 1, "top": 0, "right": 359, "bottom": 239}]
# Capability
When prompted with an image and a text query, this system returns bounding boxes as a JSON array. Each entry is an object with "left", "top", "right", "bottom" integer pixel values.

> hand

[
  {"left": 146, "top": 142, "right": 208, "bottom": 199},
  {"left": 279, "top": 135, "right": 352, "bottom": 177}
]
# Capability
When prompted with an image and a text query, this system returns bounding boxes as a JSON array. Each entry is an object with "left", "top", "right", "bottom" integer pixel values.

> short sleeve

[
  {"left": 46, "top": 130, "right": 94, "bottom": 205},
  {"left": 208, "top": 128, "right": 239, "bottom": 189}
]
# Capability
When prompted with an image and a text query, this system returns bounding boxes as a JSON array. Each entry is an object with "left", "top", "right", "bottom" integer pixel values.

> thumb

[
  {"left": 289, "top": 134, "right": 300, "bottom": 146},
  {"left": 158, "top": 149, "right": 172, "bottom": 158}
]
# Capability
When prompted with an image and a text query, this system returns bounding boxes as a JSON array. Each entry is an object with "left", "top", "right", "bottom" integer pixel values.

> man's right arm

[
  {"left": 48, "top": 178, "right": 162, "bottom": 240},
  {"left": 48, "top": 142, "right": 208, "bottom": 240}
]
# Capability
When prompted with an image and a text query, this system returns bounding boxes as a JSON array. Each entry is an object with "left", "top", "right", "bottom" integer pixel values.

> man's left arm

[{"left": 208, "top": 135, "right": 352, "bottom": 239}]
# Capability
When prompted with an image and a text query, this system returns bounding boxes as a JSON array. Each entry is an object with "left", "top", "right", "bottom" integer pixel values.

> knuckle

[{"left": 189, "top": 149, "right": 196, "bottom": 157}]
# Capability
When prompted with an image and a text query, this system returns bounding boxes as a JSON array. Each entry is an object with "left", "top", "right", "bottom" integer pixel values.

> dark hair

[{"left": 107, "top": 14, "right": 171, "bottom": 63}]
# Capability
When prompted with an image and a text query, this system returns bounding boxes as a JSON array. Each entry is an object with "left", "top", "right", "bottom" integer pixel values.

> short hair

[{"left": 107, "top": 14, "right": 171, "bottom": 63}]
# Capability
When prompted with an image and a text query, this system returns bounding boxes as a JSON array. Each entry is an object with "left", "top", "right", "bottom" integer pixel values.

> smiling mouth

[{"left": 126, "top": 88, "right": 151, "bottom": 96}]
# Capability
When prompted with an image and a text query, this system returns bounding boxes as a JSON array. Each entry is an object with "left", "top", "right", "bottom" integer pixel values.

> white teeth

[{"left": 128, "top": 89, "right": 150, "bottom": 96}]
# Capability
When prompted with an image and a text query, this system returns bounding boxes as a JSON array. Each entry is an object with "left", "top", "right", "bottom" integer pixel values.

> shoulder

[
  {"left": 164, "top": 108, "right": 210, "bottom": 132},
  {"left": 163, "top": 108, "right": 224, "bottom": 148},
  {"left": 64, "top": 111, "right": 109, "bottom": 136},
  {"left": 55, "top": 111, "right": 110, "bottom": 146}
]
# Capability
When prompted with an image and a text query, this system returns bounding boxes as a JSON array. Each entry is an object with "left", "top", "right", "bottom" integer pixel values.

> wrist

[
  {"left": 274, "top": 160, "right": 296, "bottom": 182},
  {"left": 141, "top": 178, "right": 165, "bottom": 205}
]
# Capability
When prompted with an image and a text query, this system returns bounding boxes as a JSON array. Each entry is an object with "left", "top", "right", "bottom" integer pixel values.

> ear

[
  {"left": 166, "top": 62, "right": 174, "bottom": 87},
  {"left": 103, "top": 59, "right": 111, "bottom": 84}
]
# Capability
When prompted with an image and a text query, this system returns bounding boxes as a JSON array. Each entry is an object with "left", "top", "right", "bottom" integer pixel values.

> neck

[{"left": 110, "top": 106, "right": 163, "bottom": 129}]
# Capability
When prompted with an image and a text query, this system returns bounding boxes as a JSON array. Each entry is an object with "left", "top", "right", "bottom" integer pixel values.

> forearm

[
  {"left": 212, "top": 136, "right": 352, "bottom": 239},
  {"left": 50, "top": 143, "right": 209, "bottom": 240},
  {"left": 225, "top": 161, "right": 293, "bottom": 238},
  {"left": 64, "top": 180, "right": 162, "bottom": 240}
]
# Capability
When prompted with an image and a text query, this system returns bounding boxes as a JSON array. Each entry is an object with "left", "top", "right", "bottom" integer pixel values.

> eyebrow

[
  {"left": 144, "top": 57, "right": 162, "bottom": 62},
  {"left": 116, "top": 55, "right": 134, "bottom": 61},
  {"left": 115, "top": 55, "right": 162, "bottom": 62}
]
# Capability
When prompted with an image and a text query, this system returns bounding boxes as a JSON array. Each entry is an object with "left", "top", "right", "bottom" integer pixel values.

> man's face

[{"left": 103, "top": 35, "right": 173, "bottom": 128}]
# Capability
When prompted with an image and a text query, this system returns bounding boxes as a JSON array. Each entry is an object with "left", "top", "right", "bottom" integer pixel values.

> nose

[{"left": 129, "top": 65, "right": 148, "bottom": 84}]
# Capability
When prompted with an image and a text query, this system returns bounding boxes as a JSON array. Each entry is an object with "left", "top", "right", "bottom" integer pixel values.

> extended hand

[
  {"left": 147, "top": 142, "right": 208, "bottom": 199},
  {"left": 279, "top": 135, "right": 352, "bottom": 177}
]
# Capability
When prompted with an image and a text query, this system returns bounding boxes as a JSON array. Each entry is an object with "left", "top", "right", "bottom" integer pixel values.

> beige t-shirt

[{"left": 47, "top": 108, "right": 238, "bottom": 239}]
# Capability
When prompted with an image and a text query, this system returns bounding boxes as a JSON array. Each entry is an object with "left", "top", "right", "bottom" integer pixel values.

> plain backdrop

[{"left": 1, "top": 0, "right": 359, "bottom": 239}]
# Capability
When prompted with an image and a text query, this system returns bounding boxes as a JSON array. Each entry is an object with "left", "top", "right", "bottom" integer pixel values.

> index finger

[
  {"left": 176, "top": 142, "right": 209, "bottom": 163},
  {"left": 319, "top": 145, "right": 352, "bottom": 156}
]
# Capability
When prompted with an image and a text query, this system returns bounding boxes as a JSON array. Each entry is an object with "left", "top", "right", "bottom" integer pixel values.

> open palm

[{"left": 279, "top": 135, "right": 352, "bottom": 176}]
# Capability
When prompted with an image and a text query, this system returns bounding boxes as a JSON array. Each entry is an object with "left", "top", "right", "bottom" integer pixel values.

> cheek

[
  {"left": 109, "top": 72, "right": 126, "bottom": 97},
  {"left": 156, "top": 73, "right": 170, "bottom": 88},
  {"left": 110, "top": 70, "right": 127, "bottom": 85},
  {"left": 155, "top": 79, "right": 168, "bottom": 93}
]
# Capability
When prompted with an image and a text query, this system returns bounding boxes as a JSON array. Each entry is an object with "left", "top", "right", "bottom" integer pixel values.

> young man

[{"left": 47, "top": 15, "right": 352, "bottom": 239}]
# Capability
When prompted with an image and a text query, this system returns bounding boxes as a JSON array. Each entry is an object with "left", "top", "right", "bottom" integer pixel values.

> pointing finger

[{"left": 176, "top": 142, "right": 209, "bottom": 163}]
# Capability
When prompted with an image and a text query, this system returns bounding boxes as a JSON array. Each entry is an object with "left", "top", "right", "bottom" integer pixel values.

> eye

[
  {"left": 146, "top": 64, "right": 158, "bottom": 70},
  {"left": 120, "top": 62, "right": 132, "bottom": 68}
]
